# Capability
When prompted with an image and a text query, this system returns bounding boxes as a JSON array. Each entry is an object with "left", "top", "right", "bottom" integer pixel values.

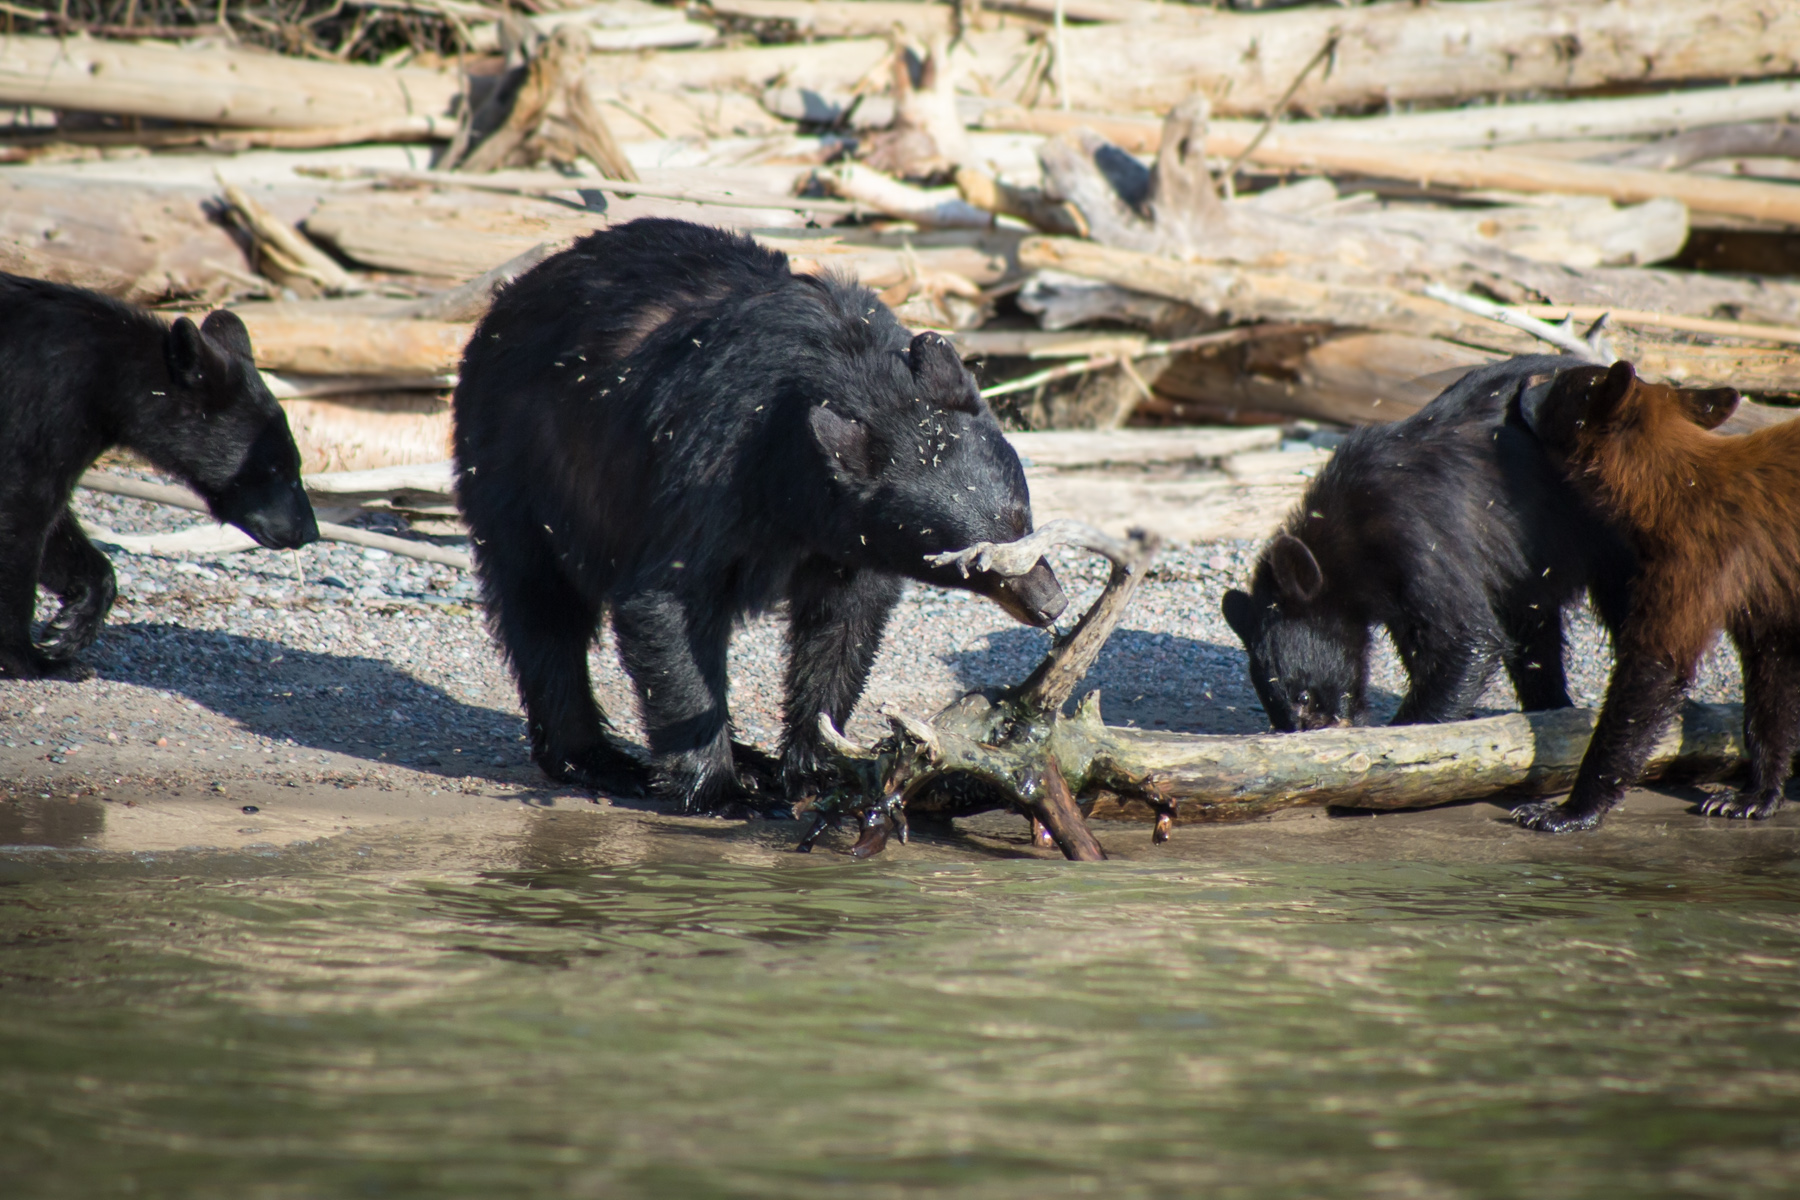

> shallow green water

[{"left": 4, "top": 830, "right": 1800, "bottom": 1199}]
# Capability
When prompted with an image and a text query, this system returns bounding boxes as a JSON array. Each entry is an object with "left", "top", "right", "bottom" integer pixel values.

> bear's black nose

[{"left": 990, "top": 559, "right": 1067, "bottom": 627}]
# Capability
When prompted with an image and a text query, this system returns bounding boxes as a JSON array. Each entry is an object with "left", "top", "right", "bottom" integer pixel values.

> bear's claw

[{"left": 1699, "top": 790, "right": 1785, "bottom": 820}]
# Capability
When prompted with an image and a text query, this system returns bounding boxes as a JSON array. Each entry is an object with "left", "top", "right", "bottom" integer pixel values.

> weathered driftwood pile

[{"left": 2, "top": 0, "right": 1796, "bottom": 505}]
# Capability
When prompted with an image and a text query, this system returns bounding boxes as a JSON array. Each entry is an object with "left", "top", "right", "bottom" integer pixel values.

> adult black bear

[
  {"left": 1220, "top": 355, "right": 1646, "bottom": 732},
  {"left": 1514, "top": 361, "right": 1784, "bottom": 832},
  {"left": 0, "top": 273, "right": 317, "bottom": 680},
  {"left": 454, "top": 218, "right": 1066, "bottom": 810}
]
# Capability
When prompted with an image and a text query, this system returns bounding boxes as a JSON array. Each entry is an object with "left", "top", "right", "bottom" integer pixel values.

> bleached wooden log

[
  {"left": 824, "top": 163, "right": 993, "bottom": 228},
  {"left": 1073, "top": 700, "right": 1748, "bottom": 825},
  {"left": 1055, "top": 0, "right": 1800, "bottom": 118},
  {"left": 982, "top": 80, "right": 1800, "bottom": 154},
  {"left": 1039, "top": 104, "right": 1691, "bottom": 296},
  {"left": 76, "top": 471, "right": 470, "bottom": 568},
  {"left": 1143, "top": 330, "right": 1498, "bottom": 427},
  {"left": 0, "top": 35, "right": 459, "bottom": 129},
  {"left": 221, "top": 311, "right": 474, "bottom": 377},
  {"left": 0, "top": 177, "right": 249, "bottom": 304},
  {"left": 1204, "top": 130, "right": 1800, "bottom": 228},
  {"left": 1017, "top": 235, "right": 1515, "bottom": 345},
  {"left": 583, "top": 26, "right": 1031, "bottom": 96},
  {"left": 281, "top": 396, "right": 455, "bottom": 476}
]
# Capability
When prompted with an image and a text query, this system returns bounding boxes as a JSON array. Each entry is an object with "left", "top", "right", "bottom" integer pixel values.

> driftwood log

[
  {"left": 982, "top": 80, "right": 1800, "bottom": 156},
  {"left": 797, "top": 522, "right": 1749, "bottom": 862},
  {"left": 1054, "top": 0, "right": 1800, "bottom": 116},
  {"left": 0, "top": 35, "right": 459, "bottom": 129}
]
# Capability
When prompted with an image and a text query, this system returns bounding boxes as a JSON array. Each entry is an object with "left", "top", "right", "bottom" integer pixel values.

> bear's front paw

[
  {"left": 1512, "top": 799, "right": 1606, "bottom": 833},
  {"left": 0, "top": 648, "right": 94, "bottom": 681},
  {"left": 38, "top": 605, "right": 109, "bottom": 661},
  {"left": 1699, "top": 789, "right": 1786, "bottom": 820}
]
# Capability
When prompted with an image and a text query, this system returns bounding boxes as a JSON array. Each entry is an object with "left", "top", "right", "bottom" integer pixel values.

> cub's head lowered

[
  {"left": 1221, "top": 533, "right": 1368, "bottom": 732},
  {"left": 810, "top": 329, "right": 1065, "bottom": 626},
  {"left": 143, "top": 310, "right": 318, "bottom": 550}
]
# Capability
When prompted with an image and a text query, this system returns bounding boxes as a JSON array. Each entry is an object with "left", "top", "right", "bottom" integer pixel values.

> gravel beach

[{"left": 0, "top": 472, "right": 1749, "bottom": 846}]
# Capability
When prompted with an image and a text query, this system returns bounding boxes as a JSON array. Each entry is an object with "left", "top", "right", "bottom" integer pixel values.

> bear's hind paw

[{"left": 1699, "top": 789, "right": 1786, "bottom": 820}]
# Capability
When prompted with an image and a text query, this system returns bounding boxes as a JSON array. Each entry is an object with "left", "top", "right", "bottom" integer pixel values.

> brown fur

[{"left": 1514, "top": 360, "right": 1799, "bottom": 831}]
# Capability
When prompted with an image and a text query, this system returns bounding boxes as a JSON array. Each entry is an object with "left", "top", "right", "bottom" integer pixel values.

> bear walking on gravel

[
  {"left": 454, "top": 218, "right": 1067, "bottom": 809},
  {"left": 0, "top": 273, "right": 318, "bottom": 680}
]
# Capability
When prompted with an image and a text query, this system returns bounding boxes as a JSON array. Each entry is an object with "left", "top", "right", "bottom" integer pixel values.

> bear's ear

[
  {"left": 165, "top": 317, "right": 207, "bottom": 389},
  {"left": 1268, "top": 534, "right": 1323, "bottom": 603},
  {"left": 1520, "top": 364, "right": 1612, "bottom": 446},
  {"left": 1588, "top": 359, "right": 1640, "bottom": 426},
  {"left": 907, "top": 331, "right": 979, "bottom": 412},
  {"left": 809, "top": 405, "right": 875, "bottom": 480},
  {"left": 1673, "top": 384, "right": 1741, "bottom": 431},
  {"left": 200, "top": 309, "right": 255, "bottom": 364},
  {"left": 1221, "top": 588, "right": 1258, "bottom": 640}
]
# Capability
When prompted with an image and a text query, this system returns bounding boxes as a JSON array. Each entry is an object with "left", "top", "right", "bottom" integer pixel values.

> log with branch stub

[
  {"left": 792, "top": 523, "right": 1752, "bottom": 862},
  {"left": 446, "top": 23, "right": 637, "bottom": 180}
]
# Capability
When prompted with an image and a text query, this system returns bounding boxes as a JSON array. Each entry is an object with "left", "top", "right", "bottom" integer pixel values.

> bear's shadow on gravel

[
  {"left": 944, "top": 627, "right": 1405, "bottom": 736},
  {"left": 89, "top": 621, "right": 532, "bottom": 783}
]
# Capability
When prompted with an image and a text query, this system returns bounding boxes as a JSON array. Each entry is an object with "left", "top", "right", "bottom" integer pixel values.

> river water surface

[{"left": 4, "top": 798, "right": 1799, "bottom": 1198}]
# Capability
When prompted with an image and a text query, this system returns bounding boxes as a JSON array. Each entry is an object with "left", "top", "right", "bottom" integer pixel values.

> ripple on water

[{"left": 1, "top": 852, "right": 1798, "bottom": 1198}]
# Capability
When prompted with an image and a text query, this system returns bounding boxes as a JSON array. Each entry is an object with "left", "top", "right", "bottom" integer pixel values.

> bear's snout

[{"left": 985, "top": 559, "right": 1067, "bottom": 627}]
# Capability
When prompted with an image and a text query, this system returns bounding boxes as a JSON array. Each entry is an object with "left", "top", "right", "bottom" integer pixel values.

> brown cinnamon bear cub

[{"left": 1514, "top": 359, "right": 1790, "bottom": 832}]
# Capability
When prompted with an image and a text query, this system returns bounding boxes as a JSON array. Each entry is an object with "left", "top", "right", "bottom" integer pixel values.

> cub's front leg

[
  {"left": 1514, "top": 649, "right": 1688, "bottom": 832},
  {"left": 36, "top": 508, "right": 116, "bottom": 662}
]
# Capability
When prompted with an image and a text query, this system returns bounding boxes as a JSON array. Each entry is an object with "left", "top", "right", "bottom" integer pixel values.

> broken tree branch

[{"left": 1423, "top": 286, "right": 1613, "bottom": 363}]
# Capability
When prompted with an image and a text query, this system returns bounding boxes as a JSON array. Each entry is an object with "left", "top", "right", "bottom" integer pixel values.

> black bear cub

[
  {"left": 1221, "top": 355, "right": 1645, "bottom": 732},
  {"left": 0, "top": 273, "right": 317, "bottom": 680},
  {"left": 454, "top": 218, "right": 1066, "bottom": 810}
]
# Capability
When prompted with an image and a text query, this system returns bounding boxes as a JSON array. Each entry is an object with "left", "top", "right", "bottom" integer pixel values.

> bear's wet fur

[
  {"left": 1221, "top": 354, "right": 1645, "bottom": 732},
  {"left": 0, "top": 272, "right": 317, "bottom": 680},
  {"left": 453, "top": 218, "right": 1065, "bottom": 810}
]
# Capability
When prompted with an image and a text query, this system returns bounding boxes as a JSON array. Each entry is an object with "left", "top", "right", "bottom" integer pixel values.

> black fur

[
  {"left": 0, "top": 273, "right": 317, "bottom": 680},
  {"left": 1221, "top": 355, "right": 1636, "bottom": 731},
  {"left": 453, "top": 219, "right": 1066, "bottom": 810}
]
